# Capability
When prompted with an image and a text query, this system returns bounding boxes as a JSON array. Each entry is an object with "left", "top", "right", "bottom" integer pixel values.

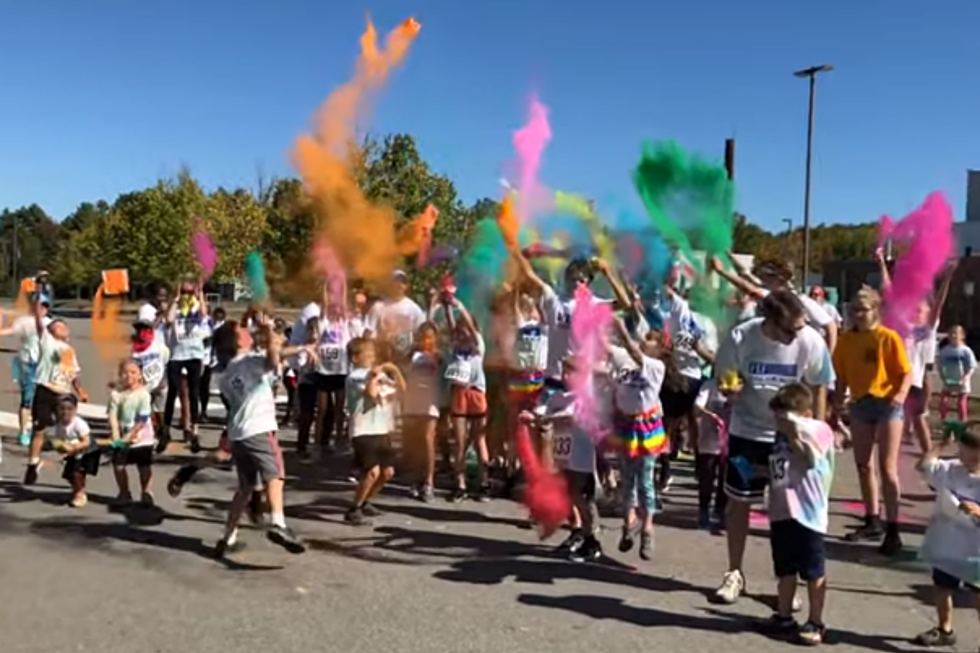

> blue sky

[{"left": 1, "top": 0, "right": 977, "bottom": 233}]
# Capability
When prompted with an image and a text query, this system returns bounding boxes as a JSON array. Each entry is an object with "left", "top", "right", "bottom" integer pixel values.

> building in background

[{"left": 953, "top": 169, "right": 980, "bottom": 256}]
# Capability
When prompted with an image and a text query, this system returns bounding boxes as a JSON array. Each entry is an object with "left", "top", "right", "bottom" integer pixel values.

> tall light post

[
  {"left": 794, "top": 64, "right": 833, "bottom": 290},
  {"left": 782, "top": 218, "right": 794, "bottom": 280}
]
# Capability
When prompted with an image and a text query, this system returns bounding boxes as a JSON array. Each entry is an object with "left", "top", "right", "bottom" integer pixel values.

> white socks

[{"left": 271, "top": 511, "right": 286, "bottom": 528}]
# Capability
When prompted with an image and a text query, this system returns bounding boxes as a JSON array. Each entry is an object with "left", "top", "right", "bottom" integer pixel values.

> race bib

[
  {"left": 392, "top": 332, "right": 412, "bottom": 353},
  {"left": 516, "top": 338, "right": 542, "bottom": 371},
  {"left": 445, "top": 359, "right": 472, "bottom": 384},
  {"left": 553, "top": 433, "right": 573, "bottom": 464},
  {"left": 141, "top": 360, "right": 164, "bottom": 387},
  {"left": 769, "top": 451, "right": 790, "bottom": 488},
  {"left": 319, "top": 344, "right": 345, "bottom": 373}
]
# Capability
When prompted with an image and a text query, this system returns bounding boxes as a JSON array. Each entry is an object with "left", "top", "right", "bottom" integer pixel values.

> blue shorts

[
  {"left": 770, "top": 519, "right": 825, "bottom": 581},
  {"left": 850, "top": 396, "right": 903, "bottom": 425},
  {"left": 15, "top": 360, "right": 38, "bottom": 410}
]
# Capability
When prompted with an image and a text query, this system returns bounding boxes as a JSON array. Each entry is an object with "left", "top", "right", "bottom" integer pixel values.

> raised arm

[
  {"left": 708, "top": 256, "right": 765, "bottom": 299},
  {"left": 611, "top": 316, "right": 644, "bottom": 367}
]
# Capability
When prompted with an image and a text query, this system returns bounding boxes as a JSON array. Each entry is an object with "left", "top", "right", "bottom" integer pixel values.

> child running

[
  {"left": 108, "top": 361, "right": 156, "bottom": 506},
  {"left": 915, "top": 420, "right": 980, "bottom": 649},
  {"left": 345, "top": 337, "right": 406, "bottom": 525},
  {"left": 762, "top": 383, "right": 835, "bottom": 645},
  {"left": 213, "top": 317, "right": 305, "bottom": 557},
  {"left": 608, "top": 317, "right": 668, "bottom": 560},
  {"left": 53, "top": 395, "right": 97, "bottom": 508}
]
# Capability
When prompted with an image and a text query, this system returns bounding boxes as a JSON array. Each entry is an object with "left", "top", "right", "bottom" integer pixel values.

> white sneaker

[
  {"left": 792, "top": 592, "right": 803, "bottom": 612},
  {"left": 713, "top": 570, "right": 745, "bottom": 604}
]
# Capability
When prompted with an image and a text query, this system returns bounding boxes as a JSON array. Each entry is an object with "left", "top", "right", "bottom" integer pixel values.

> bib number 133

[{"left": 769, "top": 454, "right": 789, "bottom": 486}]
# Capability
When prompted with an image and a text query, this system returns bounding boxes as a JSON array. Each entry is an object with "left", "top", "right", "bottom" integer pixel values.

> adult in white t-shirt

[
  {"left": 367, "top": 270, "right": 426, "bottom": 362},
  {"left": 0, "top": 296, "right": 53, "bottom": 444},
  {"left": 808, "top": 287, "right": 842, "bottom": 327},
  {"left": 710, "top": 289, "right": 834, "bottom": 606}
]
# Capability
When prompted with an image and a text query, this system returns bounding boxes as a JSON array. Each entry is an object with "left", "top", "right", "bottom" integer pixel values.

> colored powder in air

[
  {"left": 91, "top": 284, "right": 128, "bottom": 365},
  {"left": 514, "top": 422, "right": 570, "bottom": 539},
  {"left": 311, "top": 238, "right": 347, "bottom": 305},
  {"left": 457, "top": 219, "right": 510, "bottom": 329},
  {"left": 496, "top": 195, "right": 519, "bottom": 250},
  {"left": 292, "top": 18, "right": 421, "bottom": 289},
  {"left": 569, "top": 285, "right": 613, "bottom": 440},
  {"left": 878, "top": 192, "right": 955, "bottom": 338},
  {"left": 511, "top": 96, "right": 552, "bottom": 222},
  {"left": 244, "top": 251, "right": 269, "bottom": 301},
  {"left": 554, "top": 191, "right": 615, "bottom": 264},
  {"left": 633, "top": 140, "right": 735, "bottom": 319},
  {"left": 192, "top": 229, "right": 217, "bottom": 280}
]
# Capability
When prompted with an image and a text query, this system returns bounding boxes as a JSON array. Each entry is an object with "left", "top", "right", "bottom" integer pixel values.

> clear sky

[{"left": 1, "top": 0, "right": 977, "bottom": 233}]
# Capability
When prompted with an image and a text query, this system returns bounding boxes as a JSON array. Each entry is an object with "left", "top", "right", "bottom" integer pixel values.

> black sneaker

[
  {"left": 474, "top": 484, "right": 491, "bottom": 503},
  {"left": 212, "top": 538, "right": 247, "bottom": 559},
  {"left": 757, "top": 614, "right": 799, "bottom": 637},
  {"left": 878, "top": 530, "right": 903, "bottom": 556},
  {"left": 344, "top": 507, "right": 373, "bottom": 526},
  {"left": 267, "top": 524, "right": 306, "bottom": 554},
  {"left": 914, "top": 627, "right": 956, "bottom": 647},
  {"left": 420, "top": 484, "right": 435, "bottom": 503},
  {"left": 187, "top": 433, "right": 202, "bottom": 454},
  {"left": 155, "top": 431, "right": 171, "bottom": 454},
  {"left": 361, "top": 503, "right": 382, "bottom": 517},
  {"left": 557, "top": 529, "right": 585, "bottom": 553},
  {"left": 844, "top": 518, "right": 883, "bottom": 542},
  {"left": 569, "top": 536, "right": 602, "bottom": 562},
  {"left": 618, "top": 525, "right": 636, "bottom": 553},
  {"left": 449, "top": 487, "right": 467, "bottom": 503},
  {"left": 23, "top": 462, "right": 40, "bottom": 486}
]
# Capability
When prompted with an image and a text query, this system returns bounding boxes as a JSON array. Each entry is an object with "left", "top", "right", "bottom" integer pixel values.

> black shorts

[
  {"left": 297, "top": 381, "right": 318, "bottom": 413},
  {"left": 563, "top": 470, "right": 596, "bottom": 501},
  {"left": 314, "top": 373, "right": 346, "bottom": 393},
  {"left": 933, "top": 567, "right": 980, "bottom": 591},
  {"left": 112, "top": 446, "right": 154, "bottom": 468},
  {"left": 62, "top": 451, "right": 101, "bottom": 480},
  {"left": 660, "top": 376, "right": 702, "bottom": 420},
  {"left": 770, "top": 519, "right": 825, "bottom": 581},
  {"left": 31, "top": 385, "right": 66, "bottom": 431},
  {"left": 353, "top": 434, "right": 395, "bottom": 471},
  {"left": 724, "top": 435, "right": 773, "bottom": 503}
]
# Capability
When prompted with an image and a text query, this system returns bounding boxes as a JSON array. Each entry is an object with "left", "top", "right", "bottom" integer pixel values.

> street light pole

[{"left": 794, "top": 64, "right": 833, "bottom": 290}]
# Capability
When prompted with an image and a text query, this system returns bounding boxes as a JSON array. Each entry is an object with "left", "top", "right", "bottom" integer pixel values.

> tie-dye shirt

[{"left": 767, "top": 417, "right": 835, "bottom": 534}]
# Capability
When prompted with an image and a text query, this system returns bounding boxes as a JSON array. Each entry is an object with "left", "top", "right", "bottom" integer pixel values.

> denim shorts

[{"left": 850, "top": 396, "right": 903, "bottom": 425}]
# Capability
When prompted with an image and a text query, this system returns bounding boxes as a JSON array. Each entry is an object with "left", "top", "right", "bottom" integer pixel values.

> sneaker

[
  {"left": 449, "top": 487, "right": 467, "bottom": 503},
  {"left": 68, "top": 493, "right": 88, "bottom": 508},
  {"left": 712, "top": 569, "right": 745, "bottom": 604},
  {"left": 757, "top": 614, "right": 799, "bottom": 637},
  {"left": 361, "top": 503, "right": 382, "bottom": 518},
  {"left": 557, "top": 529, "right": 585, "bottom": 553},
  {"left": 618, "top": 525, "right": 636, "bottom": 553},
  {"left": 213, "top": 538, "right": 247, "bottom": 559},
  {"left": 420, "top": 484, "right": 435, "bottom": 503},
  {"left": 113, "top": 491, "right": 133, "bottom": 507},
  {"left": 914, "top": 627, "right": 956, "bottom": 647},
  {"left": 878, "top": 531, "right": 903, "bottom": 556},
  {"left": 662, "top": 475, "right": 674, "bottom": 493},
  {"left": 475, "top": 484, "right": 491, "bottom": 503},
  {"left": 17, "top": 431, "right": 31, "bottom": 447},
  {"left": 267, "top": 524, "right": 305, "bottom": 554},
  {"left": 344, "top": 507, "right": 372, "bottom": 526},
  {"left": 298, "top": 450, "right": 314, "bottom": 465},
  {"left": 698, "top": 509, "right": 711, "bottom": 530},
  {"left": 569, "top": 536, "right": 602, "bottom": 562},
  {"left": 795, "top": 621, "right": 826, "bottom": 646},
  {"left": 187, "top": 433, "right": 202, "bottom": 455},
  {"left": 639, "top": 531, "right": 653, "bottom": 561},
  {"left": 140, "top": 492, "right": 155, "bottom": 508},
  {"left": 844, "top": 518, "right": 884, "bottom": 542},
  {"left": 23, "top": 462, "right": 40, "bottom": 486},
  {"left": 167, "top": 465, "right": 197, "bottom": 498},
  {"left": 155, "top": 430, "right": 171, "bottom": 454},
  {"left": 408, "top": 484, "right": 421, "bottom": 499}
]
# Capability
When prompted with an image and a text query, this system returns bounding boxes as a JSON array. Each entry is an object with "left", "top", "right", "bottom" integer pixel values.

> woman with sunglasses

[{"left": 832, "top": 287, "right": 912, "bottom": 556}]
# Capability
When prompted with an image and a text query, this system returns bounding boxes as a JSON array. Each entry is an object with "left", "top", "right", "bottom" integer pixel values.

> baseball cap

[
  {"left": 392, "top": 269, "right": 408, "bottom": 281},
  {"left": 135, "top": 304, "right": 157, "bottom": 325}
]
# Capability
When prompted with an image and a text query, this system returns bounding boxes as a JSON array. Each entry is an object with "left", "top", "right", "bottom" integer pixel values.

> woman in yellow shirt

[{"left": 832, "top": 287, "right": 911, "bottom": 556}]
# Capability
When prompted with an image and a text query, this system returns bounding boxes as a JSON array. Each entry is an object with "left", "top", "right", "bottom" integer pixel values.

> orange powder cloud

[
  {"left": 292, "top": 18, "right": 421, "bottom": 287},
  {"left": 91, "top": 284, "right": 129, "bottom": 364}
]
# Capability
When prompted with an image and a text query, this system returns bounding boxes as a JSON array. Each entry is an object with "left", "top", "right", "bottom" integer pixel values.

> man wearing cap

[
  {"left": 367, "top": 270, "right": 426, "bottom": 363},
  {"left": 0, "top": 293, "right": 53, "bottom": 446},
  {"left": 35, "top": 270, "right": 54, "bottom": 303}
]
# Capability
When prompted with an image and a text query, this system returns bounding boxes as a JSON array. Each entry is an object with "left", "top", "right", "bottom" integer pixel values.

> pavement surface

[{"left": 0, "top": 316, "right": 975, "bottom": 653}]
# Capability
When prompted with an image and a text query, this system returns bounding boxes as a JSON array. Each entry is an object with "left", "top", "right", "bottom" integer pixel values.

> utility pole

[{"left": 794, "top": 64, "right": 833, "bottom": 290}]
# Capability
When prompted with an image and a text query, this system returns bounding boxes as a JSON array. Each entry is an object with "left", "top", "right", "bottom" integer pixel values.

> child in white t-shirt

[
  {"left": 108, "top": 361, "right": 156, "bottom": 506},
  {"left": 403, "top": 322, "right": 442, "bottom": 502},
  {"left": 53, "top": 394, "right": 97, "bottom": 508},
  {"left": 915, "top": 421, "right": 980, "bottom": 649}
]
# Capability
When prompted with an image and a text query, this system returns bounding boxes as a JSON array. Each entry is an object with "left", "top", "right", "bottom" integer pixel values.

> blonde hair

[{"left": 852, "top": 287, "right": 882, "bottom": 309}]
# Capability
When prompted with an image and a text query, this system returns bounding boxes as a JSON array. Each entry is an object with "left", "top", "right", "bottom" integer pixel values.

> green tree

[{"left": 0, "top": 205, "right": 62, "bottom": 290}]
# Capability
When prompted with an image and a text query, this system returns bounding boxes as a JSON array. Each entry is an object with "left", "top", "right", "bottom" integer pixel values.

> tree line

[{"left": 1, "top": 133, "right": 880, "bottom": 304}]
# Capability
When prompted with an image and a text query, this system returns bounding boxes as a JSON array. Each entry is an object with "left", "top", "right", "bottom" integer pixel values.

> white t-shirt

[
  {"left": 108, "top": 388, "right": 154, "bottom": 448},
  {"left": 11, "top": 315, "right": 52, "bottom": 364},
  {"left": 35, "top": 331, "right": 79, "bottom": 394},
  {"left": 131, "top": 340, "right": 170, "bottom": 393},
  {"left": 316, "top": 317, "right": 352, "bottom": 376},
  {"left": 758, "top": 289, "right": 833, "bottom": 331},
  {"left": 695, "top": 380, "right": 728, "bottom": 455},
  {"left": 611, "top": 354, "right": 666, "bottom": 416},
  {"left": 446, "top": 333, "right": 486, "bottom": 391},
  {"left": 906, "top": 323, "right": 938, "bottom": 388},
  {"left": 817, "top": 301, "right": 843, "bottom": 326},
  {"left": 540, "top": 285, "right": 613, "bottom": 381},
  {"left": 514, "top": 320, "right": 548, "bottom": 372},
  {"left": 368, "top": 297, "right": 426, "bottom": 358},
  {"left": 55, "top": 416, "right": 91, "bottom": 458},
  {"left": 403, "top": 351, "right": 441, "bottom": 417},
  {"left": 920, "top": 458, "right": 980, "bottom": 585},
  {"left": 536, "top": 391, "right": 596, "bottom": 474},
  {"left": 667, "top": 295, "right": 706, "bottom": 380},
  {"left": 220, "top": 353, "right": 279, "bottom": 441},
  {"left": 714, "top": 317, "right": 834, "bottom": 443},
  {"left": 346, "top": 367, "right": 397, "bottom": 437}
]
